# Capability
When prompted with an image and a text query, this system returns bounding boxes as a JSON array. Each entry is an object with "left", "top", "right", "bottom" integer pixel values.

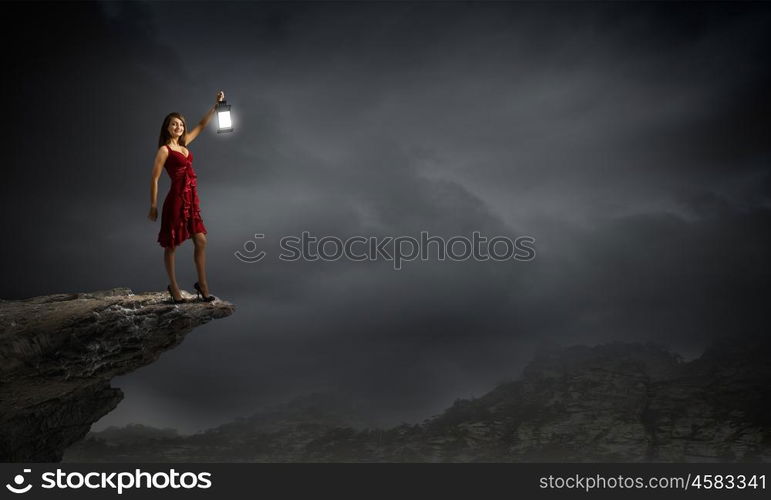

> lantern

[{"left": 216, "top": 100, "right": 233, "bottom": 133}]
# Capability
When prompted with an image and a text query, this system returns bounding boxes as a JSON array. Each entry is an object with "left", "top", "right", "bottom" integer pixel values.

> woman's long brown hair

[{"left": 158, "top": 112, "right": 188, "bottom": 148}]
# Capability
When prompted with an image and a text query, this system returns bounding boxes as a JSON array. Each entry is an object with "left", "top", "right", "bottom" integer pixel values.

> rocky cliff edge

[{"left": 0, "top": 287, "right": 235, "bottom": 461}]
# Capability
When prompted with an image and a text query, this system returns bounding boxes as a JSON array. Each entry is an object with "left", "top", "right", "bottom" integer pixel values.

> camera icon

[
  {"left": 234, "top": 233, "right": 266, "bottom": 263},
  {"left": 5, "top": 469, "right": 32, "bottom": 494}
]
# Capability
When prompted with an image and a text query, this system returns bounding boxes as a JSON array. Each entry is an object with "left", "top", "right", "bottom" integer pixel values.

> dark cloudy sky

[{"left": 2, "top": 1, "right": 770, "bottom": 433}]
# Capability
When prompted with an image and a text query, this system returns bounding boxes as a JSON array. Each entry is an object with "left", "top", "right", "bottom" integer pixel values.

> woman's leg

[
  {"left": 193, "top": 232, "right": 210, "bottom": 296},
  {"left": 164, "top": 245, "right": 182, "bottom": 300}
]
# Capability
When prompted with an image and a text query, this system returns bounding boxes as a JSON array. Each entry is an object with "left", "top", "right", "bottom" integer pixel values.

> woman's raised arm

[{"left": 185, "top": 90, "right": 225, "bottom": 145}]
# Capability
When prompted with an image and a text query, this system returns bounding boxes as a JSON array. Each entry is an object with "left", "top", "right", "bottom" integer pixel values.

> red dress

[{"left": 157, "top": 144, "right": 207, "bottom": 248}]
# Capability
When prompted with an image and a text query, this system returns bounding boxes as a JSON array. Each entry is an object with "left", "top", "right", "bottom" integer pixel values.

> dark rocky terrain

[
  {"left": 64, "top": 336, "right": 770, "bottom": 462},
  {"left": 0, "top": 287, "right": 235, "bottom": 461}
]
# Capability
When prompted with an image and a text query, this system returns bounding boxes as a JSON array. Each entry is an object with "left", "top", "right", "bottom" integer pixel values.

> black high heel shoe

[
  {"left": 194, "top": 281, "right": 216, "bottom": 302},
  {"left": 167, "top": 284, "right": 186, "bottom": 304}
]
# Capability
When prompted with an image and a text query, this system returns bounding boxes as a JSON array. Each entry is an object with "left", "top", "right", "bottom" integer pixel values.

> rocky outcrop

[
  {"left": 65, "top": 338, "right": 770, "bottom": 462},
  {"left": 0, "top": 287, "right": 235, "bottom": 462},
  {"left": 421, "top": 339, "right": 770, "bottom": 462}
]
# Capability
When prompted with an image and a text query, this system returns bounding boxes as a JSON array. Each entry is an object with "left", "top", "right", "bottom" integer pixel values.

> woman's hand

[
  {"left": 216, "top": 90, "right": 225, "bottom": 103},
  {"left": 148, "top": 206, "right": 158, "bottom": 221}
]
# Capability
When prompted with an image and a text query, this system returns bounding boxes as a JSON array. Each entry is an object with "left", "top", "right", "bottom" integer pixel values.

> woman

[{"left": 148, "top": 90, "right": 224, "bottom": 303}]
